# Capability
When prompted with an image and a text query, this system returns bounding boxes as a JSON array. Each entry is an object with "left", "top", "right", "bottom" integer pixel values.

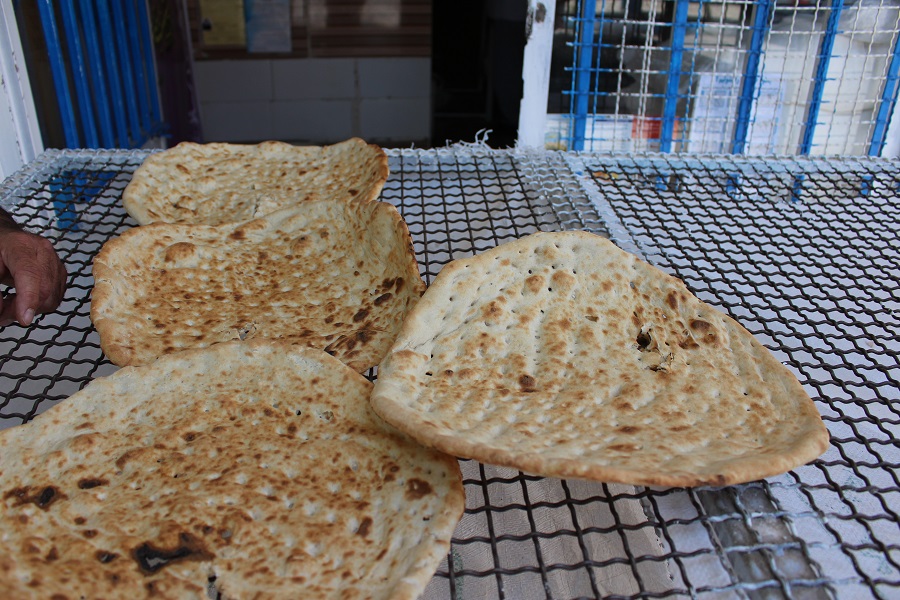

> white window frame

[
  {"left": 0, "top": 0, "right": 43, "bottom": 180},
  {"left": 517, "top": 0, "right": 556, "bottom": 149}
]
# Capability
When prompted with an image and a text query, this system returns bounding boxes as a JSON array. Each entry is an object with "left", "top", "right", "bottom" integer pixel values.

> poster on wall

[
  {"left": 245, "top": 0, "right": 292, "bottom": 53},
  {"left": 199, "top": 0, "right": 247, "bottom": 47}
]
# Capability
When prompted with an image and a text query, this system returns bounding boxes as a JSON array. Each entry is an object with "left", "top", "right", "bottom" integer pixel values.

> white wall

[
  {"left": 0, "top": 0, "right": 42, "bottom": 180},
  {"left": 194, "top": 57, "right": 431, "bottom": 145}
]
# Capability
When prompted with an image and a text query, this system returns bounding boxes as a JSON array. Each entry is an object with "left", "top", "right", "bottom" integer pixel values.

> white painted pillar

[
  {"left": 517, "top": 0, "right": 556, "bottom": 149},
  {"left": 0, "top": 0, "right": 43, "bottom": 180}
]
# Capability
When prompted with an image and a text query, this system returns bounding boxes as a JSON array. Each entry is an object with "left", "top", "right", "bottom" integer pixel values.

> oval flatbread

[
  {"left": 91, "top": 199, "right": 425, "bottom": 371},
  {"left": 371, "top": 230, "right": 829, "bottom": 487},
  {"left": 122, "top": 138, "right": 389, "bottom": 226},
  {"left": 0, "top": 341, "right": 464, "bottom": 599}
]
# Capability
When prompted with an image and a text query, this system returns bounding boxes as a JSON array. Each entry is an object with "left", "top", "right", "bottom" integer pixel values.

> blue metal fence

[
  {"left": 34, "top": 0, "right": 165, "bottom": 149},
  {"left": 731, "top": 0, "right": 775, "bottom": 154},
  {"left": 556, "top": 0, "right": 900, "bottom": 156},
  {"left": 871, "top": 25, "right": 900, "bottom": 153}
]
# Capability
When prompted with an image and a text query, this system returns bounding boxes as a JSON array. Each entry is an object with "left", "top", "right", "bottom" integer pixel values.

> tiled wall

[{"left": 194, "top": 57, "right": 431, "bottom": 145}]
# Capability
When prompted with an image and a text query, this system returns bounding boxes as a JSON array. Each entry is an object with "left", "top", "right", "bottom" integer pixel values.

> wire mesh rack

[{"left": 1, "top": 147, "right": 898, "bottom": 599}]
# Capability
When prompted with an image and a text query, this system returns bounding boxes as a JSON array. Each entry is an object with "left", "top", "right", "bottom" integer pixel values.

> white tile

[
  {"left": 194, "top": 60, "right": 273, "bottom": 103},
  {"left": 200, "top": 101, "right": 274, "bottom": 142},
  {"left": 271, "top": 100, "right": 354, "bottom": 143},
  {"left": 358, "top": 58, "right": 431, "bottom": 99},
  {"left": 359, "top": 97, "right": 430, "bottom": 142},
  {"left": 273, "top": 58, "right": 356, "bottom": 100}
]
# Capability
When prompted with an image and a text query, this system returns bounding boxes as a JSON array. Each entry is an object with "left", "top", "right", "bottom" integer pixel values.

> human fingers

[
  {"left": 0, "top": 258, "right": 12, "bottom": 287},
  {"left": 16, "top": 255, "right": 68, "bottom": 325},
  {"left": 0, "top": 244, "right": 10, "bottom": 325},
  {"left": 54, "top": 252, "right": 68, "bottom": 306},
  {"left": 1, "top": 231, "right": 67, "bottom": 325},
  {"left": 0, "top": 293, "right": 17, "bottom": 327}
]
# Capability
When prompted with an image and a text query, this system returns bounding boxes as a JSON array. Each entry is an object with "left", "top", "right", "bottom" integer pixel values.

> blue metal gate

[
  {"left": 557, "top": 0, "right": 900, "bottom": 156},
  {"left": 33, "top": 0, "right": 165, "bottom": 149}
]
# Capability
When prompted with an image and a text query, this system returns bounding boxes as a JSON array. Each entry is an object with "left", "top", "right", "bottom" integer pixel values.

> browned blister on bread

[
  {"left": 123, "top": 138, "right": 389, "bottom": 226},
  {"left": 0, "top": 341, "right": 464, "bottom": 599},
  {"left": 91, "top": 199, "right": 425, "bottom": 371},
  {"left": 371, "top": 231, "right": 830, "bottom": 487}
]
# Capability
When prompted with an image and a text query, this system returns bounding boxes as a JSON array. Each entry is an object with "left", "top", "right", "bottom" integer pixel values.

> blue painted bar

[
  {"left": 96, "top": 0, "right": 129, "bottom": 147},
  {"left": 869, "top": 34, "right": 900, "bottom": 156},
  {"left": 655, "top": 171, "right": 670, "bottom": 192},
  {"left": 36, "top": 0, "right": 80, "bottom": 147},
  {"left": 78, "top": 0, "right": 115, "bottom": 147},
  {"left": 572, "top": 0, "right": 599, "bottom": 151},
  {"left": 859, "top": 174, "right": 873, "bottom": 197},
  {"left": 660, "top": 0, "right": 690, "bottom": 153},
  {"left": 50, "top": 172, "right": 79, "bottom": 231},
  {"left": 732, "top": 0, "right": 775, "bottom": 154},
  {"left": 726, "top": 172, "right": 742, "bottom": 199},
  {"left": 52, "top": 170, "right": 118, "bottom": 230},
  {"left": 123, "top": 0, "right": 151, "bottom": 136},
  {"left": 791, "top": 174, "right": 806, "bottom": 202},
  {"left": 800, "top": 0, "right": 844, "bottom": 155},
  {"left": 59, "top": 0, "right": 99, "bottom": 148},
  {"left": 135, "top": 0, "right": 163, "bottom": 129},
  {"left": 109, "top": 0, "right": 143, "bottom": 146}
]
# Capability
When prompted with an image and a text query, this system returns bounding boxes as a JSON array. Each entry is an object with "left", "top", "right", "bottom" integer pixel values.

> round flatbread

[
  {"left": 0, "top": 341, "right": 464, "bottom": 599},
  {"left": 371, "top": 231, "right": 829, "bottom": 487},
  {"left": 122, "top": 138, "right": 389, "bottom": 226},
  {"left": 91, "top": 199, "right": 425, "bottom": 371}
]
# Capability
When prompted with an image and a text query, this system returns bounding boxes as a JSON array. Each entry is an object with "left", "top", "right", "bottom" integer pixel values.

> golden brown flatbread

[
  {"left": 371, "top": 231, "right": 830, "bottom": 487},
  {"left": 0, "top": 341, "right": 464, "bottom": 599},
  {"left": 122, "top": 138, "right": 389, "bottom": 226},
  {"left": 91, "top": 199, "right": 425, "bottom": 371}
]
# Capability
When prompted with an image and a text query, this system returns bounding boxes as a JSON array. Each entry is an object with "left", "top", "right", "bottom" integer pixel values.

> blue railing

[
  {"left": 34, "top": 0, "right": 165, "bottom": 149},
  {"left": 659, "top": 0, "right": 689, "bottom": 153},
  {"left": 572, "top": 0, "right": 599, "bottom": 150},
  {"left": 731, "top": 0, "right": 775, "bottom": 155},
  {"left": 799, "top": 0, "right": 845, "bottom": 155},
  {"left": 870, "top": 30, "right": 900, "bottom": 156}
]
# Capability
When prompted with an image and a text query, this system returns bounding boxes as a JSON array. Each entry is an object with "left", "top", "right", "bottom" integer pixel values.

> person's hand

[{"left": 0, "top": 211, "right": 67, "bottom": 327}]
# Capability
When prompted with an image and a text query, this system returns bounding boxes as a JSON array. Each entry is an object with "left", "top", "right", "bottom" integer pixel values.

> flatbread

[
  {"left": 371, "top": 231, "right": 830, "bottom": 487},
  {"left": 91, "top": 199, "right": 425, "bottom": 371},
  {"left": 0, "top": 341, "right": 464, "bottom": 599},
  {"left": 122, "top": 138, "right": 389, "bottom": 226}
]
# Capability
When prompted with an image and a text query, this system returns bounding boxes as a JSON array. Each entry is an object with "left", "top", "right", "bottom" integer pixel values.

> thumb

[{"left": 9, "top": 264, "right": 42, "bottom": 326}]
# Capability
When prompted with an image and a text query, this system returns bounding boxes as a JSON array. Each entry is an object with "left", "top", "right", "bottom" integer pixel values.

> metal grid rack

[
  {"left": 550, "top": 0, "right": 900, "bottom": 156},
  {"left": 1, "top": 148, "right": 898, "bottom": 599}
]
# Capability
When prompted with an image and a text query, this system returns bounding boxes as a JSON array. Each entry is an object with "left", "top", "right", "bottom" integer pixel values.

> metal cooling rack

[{"left": 1, "top": 147, "right": 898, "bottom": 599}]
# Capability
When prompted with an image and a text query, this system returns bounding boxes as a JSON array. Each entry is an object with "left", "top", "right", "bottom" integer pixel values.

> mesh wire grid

[
  {"left": 552, "top": 0, "right": 900, "bottom": 156},
  {"left": 0, "top": 147, "right": 898, "bottom": 599}
]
